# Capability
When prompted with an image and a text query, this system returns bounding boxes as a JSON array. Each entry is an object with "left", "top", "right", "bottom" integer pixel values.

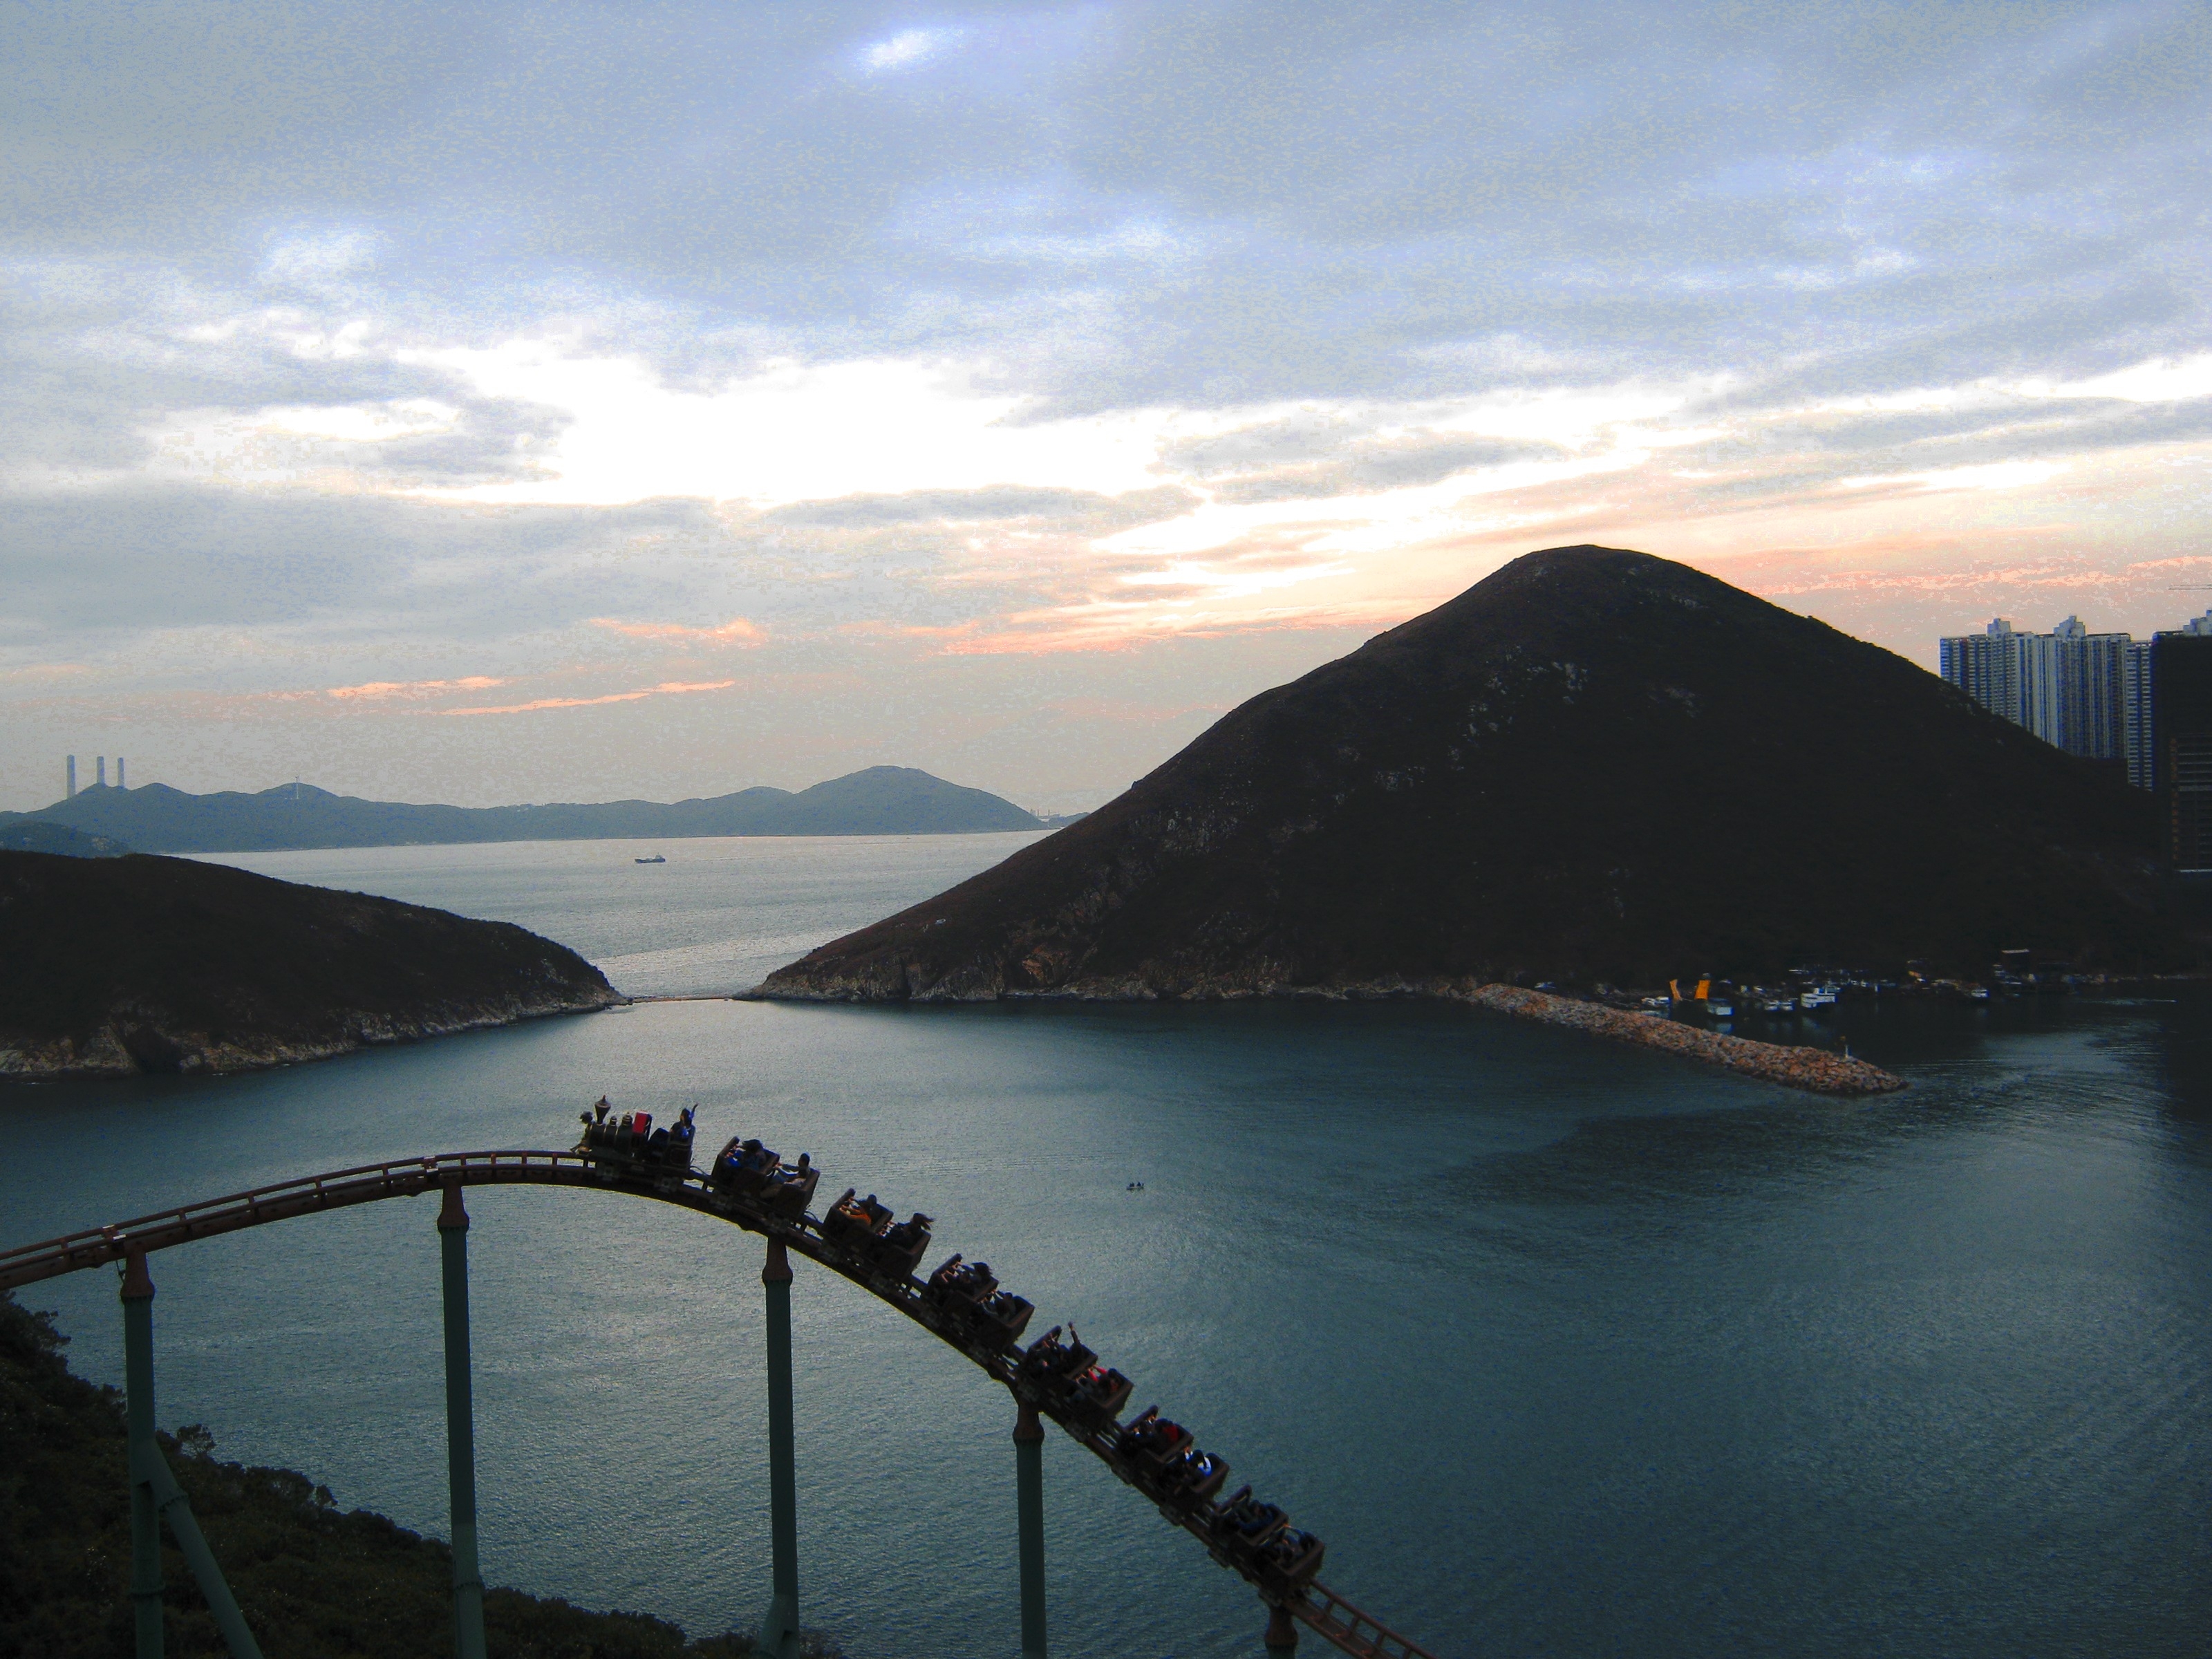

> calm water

[{"left": 5, "top": 839, "right": 2209, "bottom": 1658}]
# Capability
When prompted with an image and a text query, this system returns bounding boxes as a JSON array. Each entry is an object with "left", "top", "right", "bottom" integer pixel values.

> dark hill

[
  {"left": 761, "top": 547, "right": 2194, "bottom": 1001},
  {"left": 0, "top": 767, "right": 1040, "bottom": 855},
  {"left": 0, "top": 852, "right": 619, "bottom": 1080}
]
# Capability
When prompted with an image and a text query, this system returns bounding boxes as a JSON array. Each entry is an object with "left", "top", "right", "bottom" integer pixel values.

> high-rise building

[
  {"left": 1940, "top": 619, "right": 2023, "bottom": 723},
  {"left": 66, "top": 755, "right": 76, "bottom": 799},
  {"left": 96, "top": 756, "right": 106, "bottom": 788},
  {"left": 2152, "top": 619, "right": 2212, "bottom": 873},
  {"left": 117, "top": 756, "right": 126, "bottom": 789},
  {"left": 2124, "top": 641, "right": 2155, "bottom": 790},
  {"left": 1942, "top": 615, "right": 2138, "bottom": 775}
]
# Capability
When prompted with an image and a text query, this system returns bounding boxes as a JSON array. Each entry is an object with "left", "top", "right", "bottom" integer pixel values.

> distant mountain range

[
  {"left": 762, "top": 546, "right": 2200, "bottom": 1002},
  {"left": 0, "top": 765, "right": 1042, "bottom": 854}
]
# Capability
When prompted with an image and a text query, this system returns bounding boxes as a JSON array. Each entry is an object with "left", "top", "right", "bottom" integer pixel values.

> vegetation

[
  {"left": 0, "top": 1295, "right": 838, "bottom": 1659},
  {"left": 767, "top": 546, "right": 2204, "bottom": 1000},
  {"left": 0, "top": 823, "right": 129, "bottom": 857},
  {"left": 0, "top": 852, "right": 619, "bottom": 1080}
]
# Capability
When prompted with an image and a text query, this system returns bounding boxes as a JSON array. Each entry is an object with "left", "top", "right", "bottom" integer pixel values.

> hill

[
  {"left": 760, "top": 546, "right": 2195, "bottom": 1002},
  {"left": 0, "top": 821, "right": 128, "bottom": 857},
  {"left": 0, "top": 852, "right": 619, "bottom": 1079},
  {"left": 0, "top": 1295, "right": 841, "bottom": 1658},
  {"left": 0, "top": 767, "right": 1040, "bottom": 855}
]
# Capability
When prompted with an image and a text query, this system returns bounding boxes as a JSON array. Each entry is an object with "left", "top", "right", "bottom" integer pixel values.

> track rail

[{"left": 1, "top": 1149, "right": 1440, "bottom": 1658}]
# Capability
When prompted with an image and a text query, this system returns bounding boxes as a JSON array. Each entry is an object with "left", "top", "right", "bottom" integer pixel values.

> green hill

[
  {"left": 762, "top": 546, "right": 2197, "bottom": 1000},
  {"left": 0, "top": 852, "right": 619, "bottom": 1080}
]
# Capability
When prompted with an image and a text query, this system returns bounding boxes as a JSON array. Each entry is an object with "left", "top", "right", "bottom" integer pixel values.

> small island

[{"left": 0, "top": 851, "right": 621, "bottom": 1080}]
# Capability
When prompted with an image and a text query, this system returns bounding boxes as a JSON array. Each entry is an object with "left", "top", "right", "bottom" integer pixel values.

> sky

[{"left": 3, "top": 0, "right": 2209, "bottom": 813}]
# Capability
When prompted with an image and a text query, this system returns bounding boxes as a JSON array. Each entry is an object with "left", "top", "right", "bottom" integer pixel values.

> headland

[{"left": 0, "top": 850, "right": 621, "bottom": 1080}]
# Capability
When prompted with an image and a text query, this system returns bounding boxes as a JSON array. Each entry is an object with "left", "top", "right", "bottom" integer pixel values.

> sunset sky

[{"left": 5, "top": 0, "right": 2209, "bottom": 812}]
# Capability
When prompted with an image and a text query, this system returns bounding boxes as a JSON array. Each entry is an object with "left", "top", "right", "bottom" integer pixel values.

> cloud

[
  {"left": 326, "top": 675, "right": 505, "bottom": 700},
  {"left": 4, "top": 0, "right": 2211, "bottom": 810},
  {"left": 861, "top": 27, "right": 964, "bottom": 73},
  {"left": 439, "top": 679, "right": 737, "bottom": 717},
  {"left": 590, "top": 617, "right": 765, "bottom": 644}
]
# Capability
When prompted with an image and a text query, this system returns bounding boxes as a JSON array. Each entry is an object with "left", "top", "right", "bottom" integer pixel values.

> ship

[{"left": 635, "top": 854, "right": 666, "bottom": 864}]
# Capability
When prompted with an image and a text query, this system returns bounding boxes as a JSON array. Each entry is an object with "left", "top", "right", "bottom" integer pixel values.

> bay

[{"left": 4, "top": 836, "right": 2208, "bottom": 1658}]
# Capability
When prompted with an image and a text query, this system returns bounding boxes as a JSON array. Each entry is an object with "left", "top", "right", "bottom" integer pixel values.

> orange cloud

[
  {"left": 439, "top": 679, "right": 736, "bottom": 716},
  {"left": 590, "top": 617, "right": 766, "bottom": 644},
  {"left": 328, "top": 676, "right": 505, "bottom": 700}
]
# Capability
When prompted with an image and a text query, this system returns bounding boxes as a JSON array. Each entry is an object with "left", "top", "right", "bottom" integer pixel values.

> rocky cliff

[
  {"left": 760, "top": 546, "right": 2191, "bottom": 1002},
  {"left": 0, "top": 852, "right": 620, "bottom": 1080}
]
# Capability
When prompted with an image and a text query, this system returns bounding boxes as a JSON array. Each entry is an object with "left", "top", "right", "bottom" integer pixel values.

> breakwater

[{"left": 1464, "top": 984, "right": 1907, "bottom": 1096}]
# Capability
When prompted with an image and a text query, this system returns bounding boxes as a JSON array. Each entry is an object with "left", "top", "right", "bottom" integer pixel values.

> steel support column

[
  {"left": 122, "top": 1251, "right": 265, "bottom": 1659},
  {"left": 1263, "top": 1601, "right": 1300, "bottom": 1651},
  {"left": 122, "top": 1251, "right": 165, "bottom": 1659},
  {"left": 438, "top": 1183, "right": 489, "bottom": 1659},
  {"left": 758, "top": 1238, "right": 800, "bottom": 1659},
  {"left": 1013, "top": 1396, "right": 1047, "bottom": 1658}
]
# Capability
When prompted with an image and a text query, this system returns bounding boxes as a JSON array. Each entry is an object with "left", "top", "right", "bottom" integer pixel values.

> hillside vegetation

[
  {"left": 764, "top": 547, "right": 2195, "bottom": 1000},
  {"left": 0, "top": 852, "right": 619, "bottom": 1080},
  {"left": 0, "top": 1295, "right": 837, "bottom": 1658}
]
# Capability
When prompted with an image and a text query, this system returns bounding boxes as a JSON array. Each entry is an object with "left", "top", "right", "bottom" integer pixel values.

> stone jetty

[{"left": 1464, "top": 984, "right": 1906, "bottom": 1096}]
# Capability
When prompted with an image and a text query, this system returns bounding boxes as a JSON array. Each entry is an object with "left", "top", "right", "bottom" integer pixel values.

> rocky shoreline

[
  {"left": 0, "top": 992, "right": 620, "bottom": 1082},
  {"left": 1462, "top": 983, "right": 1906, "bottom": 1095},
  {"left": 752, "top": 967, "right": 1906, "bottom": 1096}
]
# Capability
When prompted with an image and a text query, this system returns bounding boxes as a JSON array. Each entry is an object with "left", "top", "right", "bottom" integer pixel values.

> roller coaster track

[{"left": 1, "top": 1149, "right": 1440, "bottom": 1659}]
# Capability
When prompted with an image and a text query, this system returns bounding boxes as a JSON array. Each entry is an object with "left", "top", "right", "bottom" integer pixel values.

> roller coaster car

[
  {"left": 706, "top": 1137, "right": 818, "bottom": 1218},
  {"left": 867, "top": 1212, "right": 934, "bottom": 1278},
  {"left": 575, "top": 1100, "right": 699, "bottom": 1188},
  {"left": 1018, "top": 1325, "right": 1094, "bottom": 1385},
  {"left": 919, "top": 1257, "right": 1035, "bottom": 1348},
  {"left": 821, "top": 1190, "right": 892, "bottom": 1248},
  {"left": 1116, "top": 1407, "right": 1193, "bottom": 1468},
  {"left": 926, "top": 1253, "right": 997, "bottom": 1306},
  {"left": 1060, "top": 1361, "right": 1134, "bottom": 1429},
  {"left": 1207, "top": 1486, "right": 1289, "bottom": 1555},
  {"left": 1018, "top": 1327, "right": 1131, "bottom": 1426},
  {"left": 1251, "top": 1527, "right": 1325, "bottom": 1591},
  {"left": 1154, "top": 1445, "right": 1230, "bottom": 1507}
]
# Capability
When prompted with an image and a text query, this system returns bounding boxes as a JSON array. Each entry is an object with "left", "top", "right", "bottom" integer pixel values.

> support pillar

[
  {"left": 438, "top": 1183, "right": 489, "bottom": 1659},
  {"left": 758, "top": 1239, "right": 800, "bottom": 1659},
  {"left": 1263, "top": 1602, "right": 1299, "bottom": 1651},
  {"left": 1013, "top": 1397, "right": 1047, "bottom": 1658},
  {"left": 122, "top": 1251, "right": 165, "bottom": 1659},
  {"left": 122, "top": 1253, "right": 265, "bottom": 1659}
]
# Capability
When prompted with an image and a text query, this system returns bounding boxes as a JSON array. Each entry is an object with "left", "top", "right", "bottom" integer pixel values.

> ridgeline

[
  {"left": 762, "top": 546, "right": 2195, "bottom": 1004},
  {"left": 0, "top": 767, "right": 1040, "bottom": 855},
  {"left": 0, "top": 852, "right": 619, "bottom": 1080}
]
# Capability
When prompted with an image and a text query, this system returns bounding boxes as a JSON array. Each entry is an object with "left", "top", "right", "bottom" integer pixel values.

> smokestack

[
  {"left": 117, "top": 756, "right": 125, "bottom": 789},
  {"left": 96, "top": 756, "right": 106, "bottom": 788},
  {"left": 66, "top": 756, "right": 75, "bottom": 798}
]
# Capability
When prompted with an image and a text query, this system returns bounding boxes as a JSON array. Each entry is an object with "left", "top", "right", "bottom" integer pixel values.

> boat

[
  {"left": 635, "top": 854, "right": 666, "bottom": 864},
  {"left": 1799, "top": 984, "right": 1837, "bottom": 1010},
  {"left": 1703, "top": 998, "right": 1734, "bottom": 1018}
]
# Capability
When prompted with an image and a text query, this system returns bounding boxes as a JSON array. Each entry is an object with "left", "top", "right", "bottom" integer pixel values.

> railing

[{"left": 4, "top": 1147, "right": 1442, "bottom": 1659}]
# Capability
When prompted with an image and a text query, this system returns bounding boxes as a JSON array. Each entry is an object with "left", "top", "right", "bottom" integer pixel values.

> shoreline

[
  {"left": 751, "top": 971, "right": 1909, "bottom": 1096},
  {"left": 1460, "top": 984, "right": 1907, "bottom": 1096}
]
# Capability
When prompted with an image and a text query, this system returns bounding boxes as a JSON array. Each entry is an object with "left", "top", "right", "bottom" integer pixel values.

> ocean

[{"left": 4, "top": 834, "right": 2207, "bottom": 1658}]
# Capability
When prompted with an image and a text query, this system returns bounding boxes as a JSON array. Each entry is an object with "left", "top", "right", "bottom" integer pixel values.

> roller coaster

[{"left": 0, "top": 1100, "right": 1441, "bottom": 1659}]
